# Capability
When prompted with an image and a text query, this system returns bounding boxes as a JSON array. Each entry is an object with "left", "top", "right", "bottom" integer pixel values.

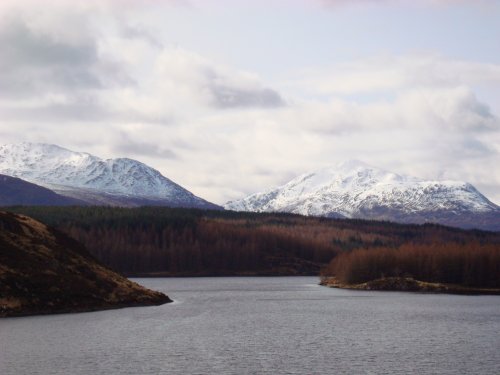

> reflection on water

[{"left": 1, "top": 277, "right": 499, "bottom": 375}]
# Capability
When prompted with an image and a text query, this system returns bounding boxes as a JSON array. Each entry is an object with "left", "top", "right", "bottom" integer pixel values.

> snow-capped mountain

[
  {"left": 0, "top": 142, "right": 220, "bottom": 209},
  {"left": 225, "top": 160, "right": 500, "bottom": 231}
]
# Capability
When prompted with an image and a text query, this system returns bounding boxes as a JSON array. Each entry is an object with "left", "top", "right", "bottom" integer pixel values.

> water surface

[{"left": 1, "top": 277, "right": 499, "bottom": 374}]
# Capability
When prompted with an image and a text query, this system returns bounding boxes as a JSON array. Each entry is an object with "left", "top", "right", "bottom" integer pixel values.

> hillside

[
  {"left": 0, "top": 174, "right": 85, "bottom": 206},
  {"left": 0, "top": 211, "right": 171, "bottom": 317},
  {"left": 7, "top": 206, "right": 500, "bottom": 278}
]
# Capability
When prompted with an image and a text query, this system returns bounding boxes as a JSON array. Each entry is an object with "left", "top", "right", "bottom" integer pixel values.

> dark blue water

[{"left": 1, "top": 277, "right": 499, "bottom": 374}]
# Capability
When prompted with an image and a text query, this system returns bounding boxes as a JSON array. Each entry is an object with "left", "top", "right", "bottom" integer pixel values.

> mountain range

[
  {"left": 0, "top": 143, "right": 498, "bottom": 231},
  {"left": 225, "top": 160, "right": 500, "bottom": 231},
  {"left": 0, "top": 143, "right": 220, "bottom": 209}
]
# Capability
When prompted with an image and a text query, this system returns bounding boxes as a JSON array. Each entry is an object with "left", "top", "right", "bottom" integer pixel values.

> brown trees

[
  {"left": 6, "top": 206, "right": 500, "bottom": 280},
  {"left": 323, "top": 242, "right": 500, "bottom": 287}
]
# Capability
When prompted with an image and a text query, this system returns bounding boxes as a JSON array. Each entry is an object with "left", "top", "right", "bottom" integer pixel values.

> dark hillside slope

[
  {"left": 0, "top": 211, "right": 171, "bottom": 317},
  {"left": 0, "top": 174, "right": 85, "bottom": 206}
]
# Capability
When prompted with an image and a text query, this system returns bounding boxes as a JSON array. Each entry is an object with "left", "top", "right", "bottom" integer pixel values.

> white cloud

[
  {"left": 154, "top": 49, "right": 284, "bottom": 109},
  {"left": 294, "top": 55, "right": 500, "bottom": 96}
]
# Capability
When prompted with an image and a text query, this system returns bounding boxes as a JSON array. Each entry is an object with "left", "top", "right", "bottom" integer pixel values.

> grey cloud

[
  {"left": 0, "top": 98, "right": 176, "bottom": 125},
  {"left": 113, "top": 135, "right": 177, "bottom": 159},
  {"left": 0, "top": 15, "right": 156, "bottom": 125},
  {"left": 0, "top": 20, "right": 95, "bottom": 68},
  {"left": 184, "top": 59, "right": 285, "bottom": 109},
  {"left": 429, "top": 133, "right": 496, "bottom": 168},
  {"left": 454, "top": 137, "right": 495, "bottom": 158},
  {"left": 170, "top": 139, "right": 198, "bottom": 151},
  {"left": 251, "top": 167, "right": 278, "bottom": 177},
  {"left": 455, "top": 95, "right": 497, "bottom": 132},
  {"left": 121, "top": 25, "right": 163, "bottom": 48},
  {"left": 0, "top": 17, "right": 132, "bottom": 97},
  {"left": 211, "top": 84, "right": 284, "bottom": 109},
  {"left": 156, "top": 48, "right": 285, "bottom": 110},
  {"left": 0, "top": 100, "right": 112, "bottom": 122}
]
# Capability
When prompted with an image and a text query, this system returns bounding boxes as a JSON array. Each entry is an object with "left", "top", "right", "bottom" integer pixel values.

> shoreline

[
  {"left": 127, "top": 271, "right": 320, "bottom": 278},
  {"left": 0, "top": 297, "right": 172, "bottom": 319},
  {"left": 320, "top": 276, "right": 500, "bottom": 295}
]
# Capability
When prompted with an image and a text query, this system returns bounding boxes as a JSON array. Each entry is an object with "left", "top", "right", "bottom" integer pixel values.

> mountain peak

[
  {"left": 0, "top": 142, "right": 220, "bottom": 209},
  {"left": 225, "top": 162, "right": 499, "bottom": 231}
]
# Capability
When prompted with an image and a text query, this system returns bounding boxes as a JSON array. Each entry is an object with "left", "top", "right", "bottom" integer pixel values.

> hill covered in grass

[{"left": 0, "top": 211, "right": 171, "bottom": 317}]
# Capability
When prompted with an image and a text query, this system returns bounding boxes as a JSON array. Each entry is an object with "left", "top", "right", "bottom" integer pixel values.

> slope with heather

[{"left": 0, "top": 211, "right": 171, "bottom": 317}]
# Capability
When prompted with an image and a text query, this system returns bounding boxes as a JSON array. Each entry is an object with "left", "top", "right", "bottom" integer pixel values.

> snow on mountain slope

[
  {"left": 225, "top": 160, "right": 500, "bottom": 230},
  {"left": 0, "top": 143, "right": 220, "bottom": 209}
]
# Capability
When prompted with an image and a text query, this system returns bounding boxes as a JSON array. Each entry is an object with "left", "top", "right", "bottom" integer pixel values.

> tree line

[
  {"left": 322, "top": 242, "right": 500, "bottom": 287},
  {"left": 6, "top": 206, "right": 500, "bottom": 281}
]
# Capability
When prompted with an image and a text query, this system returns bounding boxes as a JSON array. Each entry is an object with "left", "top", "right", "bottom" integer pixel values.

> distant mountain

[
  {"left": 0, "top": 210, "right": 171, "bottom": 317},
  {"left": 0, "top": 174, "right": 85, "bottom": 206},
  {"left": 225, "top": 160, "right": 500, "bottom": 231},
  {"left": 0, "top": 142, "right": 220, "bottom": 209}
]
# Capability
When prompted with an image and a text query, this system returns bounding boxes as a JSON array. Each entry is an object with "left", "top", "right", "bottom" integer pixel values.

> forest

[
  {"left": 322, "top": 242, "right": 500, "bottom": 288},
  {"left": 7, "top": 206, "right": 500, "bottom": 285}
]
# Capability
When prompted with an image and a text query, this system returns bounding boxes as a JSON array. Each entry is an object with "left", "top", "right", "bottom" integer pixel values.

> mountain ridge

[
  {"left": 0, "top": 142, "right": 220, "bottom": 209},
  {"left": 225, "top": 160, "right": 500, "bottom": 231}
]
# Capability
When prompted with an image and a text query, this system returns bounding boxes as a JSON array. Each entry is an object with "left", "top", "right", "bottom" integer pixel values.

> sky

[{"left": 1, "top": 0, "right": 499, "bottom": 205}]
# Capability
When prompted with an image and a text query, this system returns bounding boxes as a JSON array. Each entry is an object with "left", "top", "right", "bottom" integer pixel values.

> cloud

[
  {"left": 0, "top": 15, "right": 131, "bottom": 98},
  {"left": 155, "top": 49, "right": 285, "bottom": 109},
  {"left": 0, "top": 1, "right": 498, "bottom": 206},
  {"left": 0, "top": 99, "right": 112, "bottom": 122},
  {"left": 121, "top": 24, "right": 163, "bottom": 48},
  {"left": 294, "top": 55, "right": 500, "bottom": 96},
  {"left": 269, "top": 85, "right": 498, "bottom": 138},
  {"left": 0, "top": 19, "right": 95, "bottom": 69},
  {"left": 112, "top": 133, "right": 177, "bottom": 159},
  {"left": 317, "top": 0, "right": 491, "bottom": 8},
  {"left": 211, "top": 85, "right": 284, "bottom": 109},
  {"left": 0, "top": 6, "right": 285, "bottom": 125},
  {"left": 394, "top": 87, "right": 497, "bottom": 132}
]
